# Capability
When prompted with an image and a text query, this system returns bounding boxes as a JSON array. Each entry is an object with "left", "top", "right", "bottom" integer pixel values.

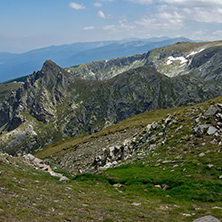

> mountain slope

[
  {"left": 1, "top": 60, "right": 221, "bottom": 155},
  {"left": 0, "top": 37, "right": 191, "bottom": 83},
  {"left": 66, "top": 40, "right": 222, "bottom": 81}
]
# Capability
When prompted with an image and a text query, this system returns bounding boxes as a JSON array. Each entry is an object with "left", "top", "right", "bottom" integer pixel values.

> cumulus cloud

[
  {"left": 98, "top": 10, "right": 106, "bottom": 19},
  {"left": 162, "top": 0, "right": 222, "bottom": 7},
  {"left": 83, "top": 26, "right": 95, "bottom": 30},
  {"left": 94, "top": 2, "right": 103, "bottom": 7},
  {"left": 135, "top": 5, "right": 185, "bottom": 30},
  {"left": 103, "top": 25, "right": 117, "bottom": 31},
  {"left": 127, "top": 0, "right": 152, "bottom": 4},
  {"left": 69, "top": 2, "right": 85, "bottom": 10}
]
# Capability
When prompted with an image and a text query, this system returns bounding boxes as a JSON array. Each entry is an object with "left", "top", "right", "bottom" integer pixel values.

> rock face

[{"left": 1, "top": 59, "right": 222, "bottom": 155}]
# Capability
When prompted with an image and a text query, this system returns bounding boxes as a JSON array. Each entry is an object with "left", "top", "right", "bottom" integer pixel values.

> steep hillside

[
  {"left": 145, "top": 40, "right": 222, "bottom": 80},
  {"left": 65, "top": 53, "right": 147, "bottom": 80},
  {"left": 66, "top": 40, "right": 222, "bottom": 81},
  {"left": 1, "top": 60, "right": 221, "bottom": 155}
]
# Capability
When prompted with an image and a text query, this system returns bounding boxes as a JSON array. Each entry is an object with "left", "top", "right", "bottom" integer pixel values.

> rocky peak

[
  {"left": 0, "top": 60, "right": 71, "bottom": 134},
  {"left": 40, "top": 60, "right": 67, "bottom": 87}
]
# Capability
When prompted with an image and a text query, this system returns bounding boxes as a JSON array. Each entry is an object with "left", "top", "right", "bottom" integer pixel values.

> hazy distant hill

[{"left": 0, "top": 37, "right": 192, "bottom": 83}]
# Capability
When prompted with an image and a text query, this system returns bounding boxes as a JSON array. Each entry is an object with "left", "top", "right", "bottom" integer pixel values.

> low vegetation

[{"left": 1, "top": 97, "right": 222, "bottom": 221}]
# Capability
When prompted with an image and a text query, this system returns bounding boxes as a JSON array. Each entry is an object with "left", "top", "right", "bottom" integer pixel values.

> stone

[
  {"left": 161, "top": 184, "right": 171, "bottom": 190},
  {"left": 219, "top": 175, "right": 222, "bottom": 179},
  {"left": 217, "top": 103, "right": 222, "bottom": 109},
  {"left": 193, "top": 215, "right": 220, "bottom": 222},
  {"left": 59, "top": 176, "right": 69, "bottom": 182},
  {"left": 26, "top": 154, "right": 35, "bottom": 161},
  {"left": 33, "top": 158, "right": 44, "bottom": 165},
  {"left": 207, "top": 126, "right": 217, "bottom": 135},
  {"left": 199, "top": 153, "right": 206, "bottom": 157},
  {"left": 131, "top": 202, "right": 141, "bottom": 206},
  {"left": 216, "top": 113, "right": 222, "bottom": 121},
  {"left": 205, "top": 106, "right": 221, "bottom": 117},
  {"left": 182, "top": 213, "right": 192, "bottom": 217},
  {"left": 165, "top": 116, "right": 171, "bottom": 125},
  {"left": 193, "top": 124, "right": 210, "bottom": 136}
]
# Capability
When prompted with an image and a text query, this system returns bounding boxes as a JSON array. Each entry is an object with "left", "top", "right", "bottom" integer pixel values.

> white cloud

[
  {"left": 103, "top": 25, "right": 117, "bottom": 31},
  {"left": 212, "top": 30, "right": 222, "bottom": 39},
  {"left": 191, "top": 7, "right": 222, "bottom": 23},
  {"left": 162, "top": 0, "right": 222, "bottom": 7},
  {"left": 69, "top": 2, "right": 85, "bottom": 10},
  {"left": 127, "top": 0, "right": 152, "bottom": 4},
  {"left": 94, "top": 2, "right": 102, "bottom": 7},
  {"left": 83, "top": 26, "right": 95, "bottom": 30},
  {"left": 98, "top": 10, "right": 106, "bottom": 19},
  {"left": 135, "top": 6, "right": 184, "bottom": 30}
]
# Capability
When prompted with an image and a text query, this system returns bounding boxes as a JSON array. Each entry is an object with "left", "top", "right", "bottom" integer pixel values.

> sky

[{"left": 0, "top": 0, "right": 222, "bottom": 53}]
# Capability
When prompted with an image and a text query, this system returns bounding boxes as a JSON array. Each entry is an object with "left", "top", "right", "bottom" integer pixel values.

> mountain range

[
  {"left": 1, "top": 39, "right": 222, "bottom": 221},
  {"left": 0, "top": 36, "right": 192, "bottom": 83},
  {"left": 0, "top": 40, "right": 222, "bottom": 155}
]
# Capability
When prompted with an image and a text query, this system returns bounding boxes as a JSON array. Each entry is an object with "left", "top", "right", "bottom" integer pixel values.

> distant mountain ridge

[
  {"left": 0, "top": 37, "right": 191, "bottom": 83},
  {"left": 66, "top": 40, "right": 222, "bottom": 81}
]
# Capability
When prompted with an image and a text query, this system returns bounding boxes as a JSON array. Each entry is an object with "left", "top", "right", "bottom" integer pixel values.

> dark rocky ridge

[{"left": 1, "top": 58, "right": 222, "bottom": 155}]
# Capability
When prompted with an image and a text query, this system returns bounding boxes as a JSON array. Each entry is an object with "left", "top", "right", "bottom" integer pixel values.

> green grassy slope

[{"left": 1, "top": 97, "right": 222, "bottom": 221}]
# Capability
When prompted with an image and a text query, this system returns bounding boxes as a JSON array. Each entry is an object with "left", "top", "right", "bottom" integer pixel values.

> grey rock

[
  {"left": 216, "top": 113, "right": 222, "bottom": 121},
  {"left": 217, "top": 103, "right": 222, "bottom": 109},
  {"left": 26, "top": 154, "right": 35, "bottom": 161},
  {"left": 59, "top": 176, "right": 69, "bottom": 182},
  {"left": 193, "top": 215, "right": 220, "bottom": 222},
  {"left": 207, "top": 126, "right": 217, "bottom": 135},
  {"left": 193, "top": 124, "right": 210, "bottom": 136},
  {"left": 205, "top": 106, "right": 221, "bottom": 117}
]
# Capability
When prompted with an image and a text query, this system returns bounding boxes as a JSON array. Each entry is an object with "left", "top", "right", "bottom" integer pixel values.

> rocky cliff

[{"left": 1, "top": 59, "right": 222, "bottom": 155}]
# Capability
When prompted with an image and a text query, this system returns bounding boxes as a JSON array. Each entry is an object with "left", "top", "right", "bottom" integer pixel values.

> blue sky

[{"left": 0, "top": 0, "right": 222, "bottom": 52}]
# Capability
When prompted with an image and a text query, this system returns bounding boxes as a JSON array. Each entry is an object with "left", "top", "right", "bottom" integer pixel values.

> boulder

[
  {"left": 207, "top": 126, "right": 217, "bottom": 135},
  {"left": 193, "top": 215, "right": 220, "bottom": 222},
  {"left": 205, "top": 106, "right": 220, "bottom": 117},
  {"left": 193, "top": 124, "right": 210, "bottom": 137}
]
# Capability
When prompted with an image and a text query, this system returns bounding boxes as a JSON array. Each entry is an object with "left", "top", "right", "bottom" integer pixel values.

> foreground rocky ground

[{"left": 1, "top": 97, "right": 222, "bottom": 221}]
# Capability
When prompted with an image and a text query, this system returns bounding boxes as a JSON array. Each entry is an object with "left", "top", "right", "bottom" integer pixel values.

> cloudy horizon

[{"left": 0, "top": 0, "right": 222, "bottom": 53}]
